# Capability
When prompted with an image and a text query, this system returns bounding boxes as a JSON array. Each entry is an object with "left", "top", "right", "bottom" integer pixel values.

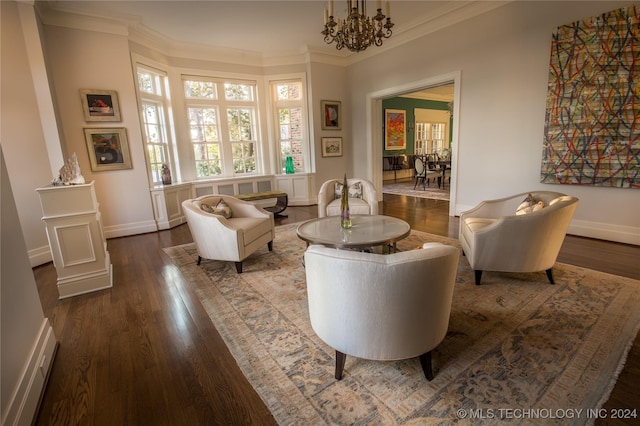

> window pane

[
  {"left": 143, "top": 105, "right": 158, "bottom": 124},
  {"left": 138, "top": 72, "right": 153, "bottom": 94},
  {"left": 189, "top": 108, "right": 219, "bottom": 142},
  {"left": 227, "top": 108, "right": 252, "bottom": 141},
  {"left": 224, "top": 83, "right": 252, "bottom": 101},
  {"left": 276, "top": 82, "right": 301, "bottom": 101},
  {"left": 184, "top": 81, "right": 216, "bottom": 99}
]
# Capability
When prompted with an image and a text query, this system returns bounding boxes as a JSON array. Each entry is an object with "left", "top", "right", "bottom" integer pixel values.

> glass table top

[{"left": 296, "top": 215, "right": 411, "bottom": 249}]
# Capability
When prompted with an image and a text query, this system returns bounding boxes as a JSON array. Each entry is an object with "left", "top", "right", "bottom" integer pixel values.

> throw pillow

[
  {"left": 516, "top": 193, "right": 544, "bottom": 215},
  {"left": 334, "top": 181, "right": 364, "bottom": 199},
  {"left": 201, "top": 203, "right": 215, "bottom": 214},
  {"left": 215, "top": 199, "right": 233, "bottom": 219}
]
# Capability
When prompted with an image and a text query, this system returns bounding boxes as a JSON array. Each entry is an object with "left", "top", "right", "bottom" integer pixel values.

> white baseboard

[
  {"left": 28, "top": 246, "right": 52, "bottom": 268},
  {"left": 103, "top": 219, "right": 158, "bottom": 239},
  {"left": 569, "top": 219, "right": 640, "bottom": 246},
  {"left": 2, "top": 320, "right": 57, "bottom": 426}
]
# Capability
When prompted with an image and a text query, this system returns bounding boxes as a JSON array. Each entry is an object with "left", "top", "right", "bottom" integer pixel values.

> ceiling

[
  {"left": 40, "top": 1, "right": 503, "bottom": 59},
  {"left": 39, "top": 0, "right": 480, "bottom": 101}
]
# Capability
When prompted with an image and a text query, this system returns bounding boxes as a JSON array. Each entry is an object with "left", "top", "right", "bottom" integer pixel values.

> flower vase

[{"left": 285, "top": 156, "right": 295, "bottom": 174}]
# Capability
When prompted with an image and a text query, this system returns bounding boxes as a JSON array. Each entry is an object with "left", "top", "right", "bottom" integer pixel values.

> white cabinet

[
  {"left": 275, "top": 173, "right": 315, "bottom": 205},
  {"left": 36, "top": 181, "right": 112, "bottom": 299}
]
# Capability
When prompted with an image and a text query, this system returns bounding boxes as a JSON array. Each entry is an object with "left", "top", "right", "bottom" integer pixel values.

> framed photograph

[
  {"left": 384, "top": 109, "right": 406, "bottom": 150},
  {"left": 321, "top": 137, "right": 343, "bottom": 157},
  {"left": 80, "top": 89, "right": 121, "bottom": 122},
  {"left": 321, "top": 100, "right": 341, "bottom": 130},
  {"left": 84, "top": 128, "right": 132, "bottom": 171}
]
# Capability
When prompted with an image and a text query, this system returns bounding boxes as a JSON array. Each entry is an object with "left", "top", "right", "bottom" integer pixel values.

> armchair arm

[
  {"left": 221, "top": 196, "right": 272, "bottom": 219},
  {"left": 356, "top": 179, "right": 379, "bottom": 215},
  {"left": 318, "top": 179, "right": 340, "bottom": 218},
  {"left": 460, "top": 192, "right": 530, "bottom": 221}
]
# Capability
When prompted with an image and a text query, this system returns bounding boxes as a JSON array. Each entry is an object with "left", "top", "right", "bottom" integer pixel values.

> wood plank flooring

[{"left": 33, "top": 194, "right": 639, "bottom": 425}]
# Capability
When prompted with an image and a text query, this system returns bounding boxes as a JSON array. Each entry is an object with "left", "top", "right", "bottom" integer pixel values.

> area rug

[
  {"left": 383, "top": 180, "right": 450, "bottom": 201},
  {"left": 164, "top": 224, "right": 640, "bottom": 425}
]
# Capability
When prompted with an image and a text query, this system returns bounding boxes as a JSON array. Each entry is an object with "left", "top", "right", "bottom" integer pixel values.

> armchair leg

[
  {"left": 197, "top": 256, "right": 202, "bottom": 265},
  {"left": 235, "top": 262, "right": 243, "bottom": 273},
  {"left": 419, "top": 351, "right": 434, "bottom": 381},
  {"left": 474, "top": 270, "right": 483, "bottom": 285},
  {"left": 545, "top": 268, "right": 555, "bottom": 284},
  {"left": 268, "top": 241, "right": 273, "bottom": 251},
  {"left": 335, "top": 350, "right": 347, "bottom": 380}
]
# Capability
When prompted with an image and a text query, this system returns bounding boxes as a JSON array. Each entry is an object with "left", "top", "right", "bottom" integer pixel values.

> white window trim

[{"left": 265, "top": 73, "right": 311, "bottom": 175}]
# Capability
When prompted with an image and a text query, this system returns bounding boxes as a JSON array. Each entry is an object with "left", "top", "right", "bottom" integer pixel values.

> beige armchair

[
  {"left": 182, "top": 195, "right": 275, "bottom": 273},
  {"left": 317, "top": 178, "right": 378, "bottom": 218},
  {"left": 459, "top": 191, "right": 579, "bottom": 285},
  {"left": 304, "top": 243, "right": 459, "bottom": 381}
]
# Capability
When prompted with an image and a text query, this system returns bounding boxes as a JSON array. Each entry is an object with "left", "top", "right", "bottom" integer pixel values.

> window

[
  {"left": 136, "top": 66, "right": 173, "bottom": 185},
  {"left": 184, "top": 78, "right": 258, "bottom": 178},
  {"left": 415, "top": 122, "right": 446, "bottom": 155},
  {"left": 271, "top": 80, "right": 307, "bottom": 173}
]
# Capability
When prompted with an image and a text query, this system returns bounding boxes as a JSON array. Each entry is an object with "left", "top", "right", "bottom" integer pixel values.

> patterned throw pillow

[
  {"left": 214, "top": 199, "right": 233, "bottom": 219},
  {"left": 334, "top": 181, "right": 363, "bottom": 199},
  {"left": 200, "top": 199, "right": 233, "bottom": 219},
  {"left": 516, "top": 193, "right": 544, "bottom": 215}
]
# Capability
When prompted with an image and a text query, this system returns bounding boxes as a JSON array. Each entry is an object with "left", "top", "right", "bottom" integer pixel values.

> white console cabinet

[{"left": 36, "top": 181, "right": 112, "bottom": 299}]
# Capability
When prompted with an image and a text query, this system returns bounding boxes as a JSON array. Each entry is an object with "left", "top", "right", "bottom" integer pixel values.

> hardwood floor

[{"left": 34, "top": 194, "right": 639, "bottom": 425}]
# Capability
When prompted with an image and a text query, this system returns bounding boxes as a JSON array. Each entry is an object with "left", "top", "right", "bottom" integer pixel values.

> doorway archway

[{"left": 366, "top": 71, "right": 461, "bottom": 217}]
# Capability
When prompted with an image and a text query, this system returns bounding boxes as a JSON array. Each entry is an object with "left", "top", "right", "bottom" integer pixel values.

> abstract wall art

[
  {"left": 384, "top": 109, "right": 406, "bottom": 151},
  {"left": 541, "top": 5, "right": 640, "bottom": 188}
]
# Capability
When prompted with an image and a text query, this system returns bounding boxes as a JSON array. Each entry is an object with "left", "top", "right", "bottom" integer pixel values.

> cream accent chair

[
  {"left": 459, "top": 191, "right": 579, "bottom": 285},
  {"left": 304, "top": 243, "right": 460, "bottom": 381},
  {"left": 182, "top": 195, "right": 275, "bottom": 273},
  {"left": 317, "top": 178, "right": 378, "bottom": 218}
]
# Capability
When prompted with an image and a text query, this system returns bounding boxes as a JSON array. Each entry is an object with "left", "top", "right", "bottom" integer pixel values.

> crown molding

[
  {"left": 343, "top": 0, "right": 511, "bottom": 66},
  {"left": 36, "top": 1, "right": 511, "bottom": 68},
  {"left": 36, "top": 1, "right": 133, "bottom": 37}
]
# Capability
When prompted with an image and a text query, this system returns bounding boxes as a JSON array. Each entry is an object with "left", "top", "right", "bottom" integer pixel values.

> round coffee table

[{"left": 296, "top": 215, "right": 411, "bottom": 252}]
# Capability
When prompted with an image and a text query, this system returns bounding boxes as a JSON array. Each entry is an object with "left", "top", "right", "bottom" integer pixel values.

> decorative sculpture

[
  {"left": 340, "top": 173, "right": 351, "bottom": 229},
  {"left": 52, "top": 153, "right": 85, "bottom": 186},
  {"left": 161, "top": 163, "right": 172, "bottom": 185}
]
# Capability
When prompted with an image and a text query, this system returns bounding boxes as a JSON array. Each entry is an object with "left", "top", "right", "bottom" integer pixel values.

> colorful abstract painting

[
  {"left": 541, "top": 5, "right": 640, "bottom": 188},
  {"left": 385, "top": 109, "right": 406, "bottom": 150}
]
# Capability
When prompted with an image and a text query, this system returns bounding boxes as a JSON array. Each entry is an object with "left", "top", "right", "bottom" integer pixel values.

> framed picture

[
  {"left": 321, "top": 137, "right": 343, "bottom": 157},
  {"left": 384, "top": 109, "right": 406, "bottom": 150},
  {"left": 84, "top": 128, "right": 132, "bottom": 171},
  {"left": 80, "top": 89, "right": 121, "bottom": 122},
  {"left": 321, "top": 100, "right": 341, "bottom": 130}
]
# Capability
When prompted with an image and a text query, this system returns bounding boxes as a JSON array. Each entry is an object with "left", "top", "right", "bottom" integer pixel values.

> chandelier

[{"left": 322, "top": 0, "right": 394, "bottom": 53}]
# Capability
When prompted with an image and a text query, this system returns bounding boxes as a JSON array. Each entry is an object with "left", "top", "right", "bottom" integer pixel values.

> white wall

[
  {"left": 347, "top": 1, "right": 640, "bottom": 244},
  {"left": 1, "top": 145, "right": 57, "bottom": 425},
  {"left": 1, "top": 1, "right": 59, "bottom": 266},
  {"left": 43, "top": 25, "right": 157, "bottom": 238},
  {"left": 308, "top": 61, "right": 351, "bottom": 187}
]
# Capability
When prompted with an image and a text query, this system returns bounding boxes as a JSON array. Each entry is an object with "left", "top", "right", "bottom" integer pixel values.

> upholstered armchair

[
  {"left": 317, "top": 178, "right": 378, "bottom": 218},
  {"left": 181, "top": 195, "right": 275, "bottom": 273},
  {"left": 459, "top": 191, "right": 579, "bottom": 285},
  {"left": 304, "top": 243, "right": 460, "bottom": 381}
]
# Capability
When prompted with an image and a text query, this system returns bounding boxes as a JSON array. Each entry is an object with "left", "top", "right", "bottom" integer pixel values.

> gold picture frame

[
  {"left": 80, "top": 89, "right": 121, "bottom": 122},
  {"left": 321, "top": 137, "right": 343, "bottom": 157},
  {"left": 321, "top": 100, "right": 341, "bottom": 130},
  {"left": 84, "top": 128, "right": 132, "bottom": 171}
]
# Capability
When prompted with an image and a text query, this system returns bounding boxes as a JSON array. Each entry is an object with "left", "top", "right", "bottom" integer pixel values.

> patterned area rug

[
  {"left": 383, "top": 180, "right": 450, "bottom": 200},
  {"left": 164, "top": 224, "right": 640, "bottom": 425}
]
